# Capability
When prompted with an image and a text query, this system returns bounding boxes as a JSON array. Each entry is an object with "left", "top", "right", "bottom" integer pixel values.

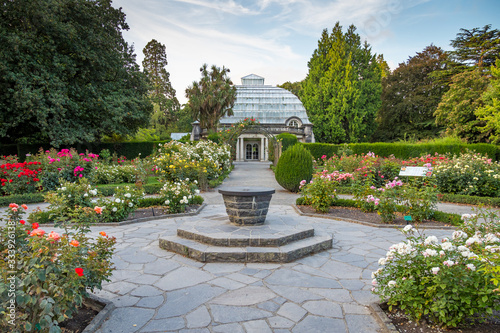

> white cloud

[{"left": 174, "top": 0, "right": 259, "bottom": 15}]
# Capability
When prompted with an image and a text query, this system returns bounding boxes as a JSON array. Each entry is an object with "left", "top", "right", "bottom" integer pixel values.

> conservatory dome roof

[{"left": 220, "top": 75, "right": 311, "bottom": 125}]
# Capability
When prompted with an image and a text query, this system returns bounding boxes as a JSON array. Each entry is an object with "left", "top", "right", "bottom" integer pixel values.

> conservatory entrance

[{"left": 245, "top": 142, "right": 259, "bottom": 161}]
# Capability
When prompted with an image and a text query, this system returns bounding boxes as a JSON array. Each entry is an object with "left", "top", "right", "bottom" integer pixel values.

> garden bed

[
  {"left": 37, "top": 204, "right": 206, "bottom": 227},
  {"left": 379, "top": 302, "right": 500, "bottom": 333},
  {"left": 295, "top": 205, "right": 456, "bottom": 229}
]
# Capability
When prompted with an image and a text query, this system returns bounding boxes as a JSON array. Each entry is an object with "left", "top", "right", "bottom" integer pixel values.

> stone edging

[
  {"left": 82, "top": 293, "right": 116, "bottom": 333},
  {"left": 40, "top": 203, "right": 207, "bottom": 227},
  {"left": 370, "top": 303, "right": 398, "bottom": 333},
  {"left": 292, "top": 205, "right": 456, "bottom": 230}
]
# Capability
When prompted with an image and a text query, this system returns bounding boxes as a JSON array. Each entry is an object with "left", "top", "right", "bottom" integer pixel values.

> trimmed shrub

[
  {"left": 275, "top": 144, "right": 313, "bottom": 192},
  {"left": 301, "top": 142, "right": 500, "bottom": 161},
  {"left": 276, "top": 133, "right": 298, "bottom": 152}
]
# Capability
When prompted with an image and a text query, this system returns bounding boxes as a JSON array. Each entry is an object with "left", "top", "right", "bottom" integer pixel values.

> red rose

[{"left": 75, "top": 268, "right": 84, "bottom": 276}]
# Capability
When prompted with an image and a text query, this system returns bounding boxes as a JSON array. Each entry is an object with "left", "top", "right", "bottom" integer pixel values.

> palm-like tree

[{"left": 186, "top": 64, "right": 237, "bottom": 132}]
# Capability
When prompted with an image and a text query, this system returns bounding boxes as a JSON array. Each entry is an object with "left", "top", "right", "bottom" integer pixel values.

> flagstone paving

[{"left": 84, "top": 162, "right": 454, "bottom": 332}]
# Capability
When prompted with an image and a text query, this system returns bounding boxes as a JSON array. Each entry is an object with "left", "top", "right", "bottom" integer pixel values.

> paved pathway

[{"left": 86, "top": 162, "right": 454, "bottom": 333}]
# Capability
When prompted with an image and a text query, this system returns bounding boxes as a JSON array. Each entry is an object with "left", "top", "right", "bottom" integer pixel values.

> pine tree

[
  {"left": 142, "top": 39, "right": 180, "bottom": 125},
  {"left": 301, "top": 22, "right": 382, "bottom": 143}
]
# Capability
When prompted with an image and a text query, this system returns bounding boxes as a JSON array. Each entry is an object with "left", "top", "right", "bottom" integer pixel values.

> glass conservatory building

[{"left": 191, "top": 74, "right": 314, "bottom": 161}]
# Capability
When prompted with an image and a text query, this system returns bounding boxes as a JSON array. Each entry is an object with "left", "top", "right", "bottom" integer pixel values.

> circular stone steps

[{"left": 158, "top": 216, "right": 333, "bottom": 263}]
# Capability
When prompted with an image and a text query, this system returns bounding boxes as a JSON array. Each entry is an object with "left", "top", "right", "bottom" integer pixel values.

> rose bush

[
  {"left": 372, "top": 211, "right": 500, "bottom": 328},
  {"left": 159, "top": 178, "right": 203, "bottom": 214},
  {"left": 0, "top": 204, "right": 116, "bottom": 332},
  {"left": 299, "top": 170, "right": 354, "bottom": 213},
  {"left": 29, "top": 148, "right": 99, "bottom": 191},
  {"left": 0, "top": 160, "right": 42, "bottom": 195},
  {"left": 153, "top": 140, "right": 231, "bottom": 183}
]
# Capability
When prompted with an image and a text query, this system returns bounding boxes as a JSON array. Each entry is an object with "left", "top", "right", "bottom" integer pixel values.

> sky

[{"left": 112, "top": 0, "right": 499, "bottom": 104}]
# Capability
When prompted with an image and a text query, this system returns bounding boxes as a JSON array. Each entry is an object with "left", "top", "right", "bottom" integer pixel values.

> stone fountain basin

[{"left": 218, "top": 187, "right": 275, "bottom": 226}]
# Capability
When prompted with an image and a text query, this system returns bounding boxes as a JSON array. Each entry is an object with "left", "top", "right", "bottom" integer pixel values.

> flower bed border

[
  {"left": 39, "top": 203, "right": 206, "bottom": 227},
  {"left": 369, "top": 303, "right": 398, "bottom": 333},
  {"left": 292, "top": 204, "right": 456, "bottom": 230},
  {"left": 82, "top": 294, "right": 116, "bottom": 333}
]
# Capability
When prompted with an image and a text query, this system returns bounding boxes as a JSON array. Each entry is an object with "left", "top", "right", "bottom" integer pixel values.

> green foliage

[
  {"left": 0, "top": 204, "right": 115, "bottom": 332},
  {"left": 434, "top": 69, "right": 490, "bottom": 142},
  {"left": 276, "top": 133, "right": 298, "bottom": 152},
  {"left": 277, "top": 81, "right": 303, "bottom": 98},
  {"left": 449, "top": 25, "right": 500, "bottom": 69},
  {"left": 301, "top": 22, "right": 382, "bottom": 143},
  {"left": 301, "top": 142, "right": 500, "bottom": 161},
  {"left": 439, "top": 193, "right": 500, "bottom": 207},
  {"left": 372, "top": 216, "right": 500, "bottom": 328},
  {"left": 207, "top": 131, "right": 221, "bottom": 144},
  {"left": 298, "top": 171, "right": 354, "bottom": 213},
  {"left": 475, "top": 59, "right": 500, "bottom": 143},
  {"left": 0, "top": 0, "right": 152, "bottom": 146},
  {"left": 142, "top": 39, "right": 180, "bottom": 125},
  {"left": 185, "top": 64, "right": 237, "bottom": 132},
  {"left": 374, "top": 46, "right": 449, "bottom": 142},
  {"left": 0, "top": 193, "right": 45, "bottom": 206},
  {"left": 275, "top": 144, "right": 313, "bottom": 192}
]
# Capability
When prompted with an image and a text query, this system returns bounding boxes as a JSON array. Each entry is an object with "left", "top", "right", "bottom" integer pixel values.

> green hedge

[
  {"left": 4, "top": 140, "right": 171, "bottom": 161},
  {"left": 301, "top": 142, "right": 500, "bottom": 160},
  {"left": 0, "top": 143, "right": 18, "bottom": 158},
  {"left": 0, "top": 193, "right": 45, "bottom": 206},
  {"left": 439, "top": 193, "right": 500, "bottom": 208},
  {"left": 276, "top": 133, "right": 298, "bottom": 152}
]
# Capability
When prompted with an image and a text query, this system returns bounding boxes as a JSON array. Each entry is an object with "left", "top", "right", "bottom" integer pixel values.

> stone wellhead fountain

[{"left": 159, "top": 187, "right": 333, "bottom": 263}]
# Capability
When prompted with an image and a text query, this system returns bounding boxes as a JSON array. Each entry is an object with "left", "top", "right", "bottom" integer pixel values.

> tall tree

[
  {"left": 374, "top": 45, "right": 449, "bottom": 141},
  {"left": 185, "top": 64, "right": 236, "bottom": 132},
  {"left": 142, "top": 39, "right": 179, "bottom": 124},
  {"left": 277, "top": 81, "right": 303, "bottom": 98},
  {"left": 434, "top": 70, "right": 489, "bottom": 142},
  {"left": 450, "top": 25, "right": 500, "bottom": 69},
  {"left": 0, "top": 0, "right": 152, "bottom": 146},
  {"left": 475, "top": 59, "right": 500, "bottom": 143},
  {"left": 376, "top": 54, "right": 391, "bottom": 78},
  {"left": 432, "top": 25, "right": 499, "bottom": 142},
  {"left": 301, "top": 22, "right": 382, "bottom": 143}
]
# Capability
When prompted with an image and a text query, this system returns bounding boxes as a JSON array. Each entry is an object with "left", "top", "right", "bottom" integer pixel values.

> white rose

[
  {"left": 112, "top": 207, "right": 117, "bottom": 212},
  {"left": 115, "top": 198, "right": 121, "bottom": 203}
]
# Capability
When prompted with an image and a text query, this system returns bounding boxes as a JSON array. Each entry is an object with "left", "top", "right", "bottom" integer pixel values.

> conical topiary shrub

[{"left": 275, "top": 144, "right": 313, "bottom": 192}]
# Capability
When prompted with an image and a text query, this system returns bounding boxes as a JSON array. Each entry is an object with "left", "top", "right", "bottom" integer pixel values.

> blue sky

[{"left": 112, "top": 0, "right": 499, "bottom": 103}]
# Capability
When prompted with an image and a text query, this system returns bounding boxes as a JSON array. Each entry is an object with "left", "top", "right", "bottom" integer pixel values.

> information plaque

[{"left": 399, "top": 166, "right": 431, "bottom": 177}]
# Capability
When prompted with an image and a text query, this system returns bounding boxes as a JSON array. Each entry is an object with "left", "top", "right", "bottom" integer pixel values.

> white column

[
  {"left": 264, "top": 137, "right": 268, "bottom": 161},
  {"left": 235, "top": 137, "right": 240, "bottom": 161},
  {"left": 260, "top": 137, "right": 265, "bottom": 161},
  {"left": 240, "top": 137, "right": 245, "bottom": 161}
]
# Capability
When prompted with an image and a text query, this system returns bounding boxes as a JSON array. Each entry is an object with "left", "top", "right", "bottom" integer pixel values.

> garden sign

[{"left": 399, "top": 166, "right": 432, "bottom": 222}]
